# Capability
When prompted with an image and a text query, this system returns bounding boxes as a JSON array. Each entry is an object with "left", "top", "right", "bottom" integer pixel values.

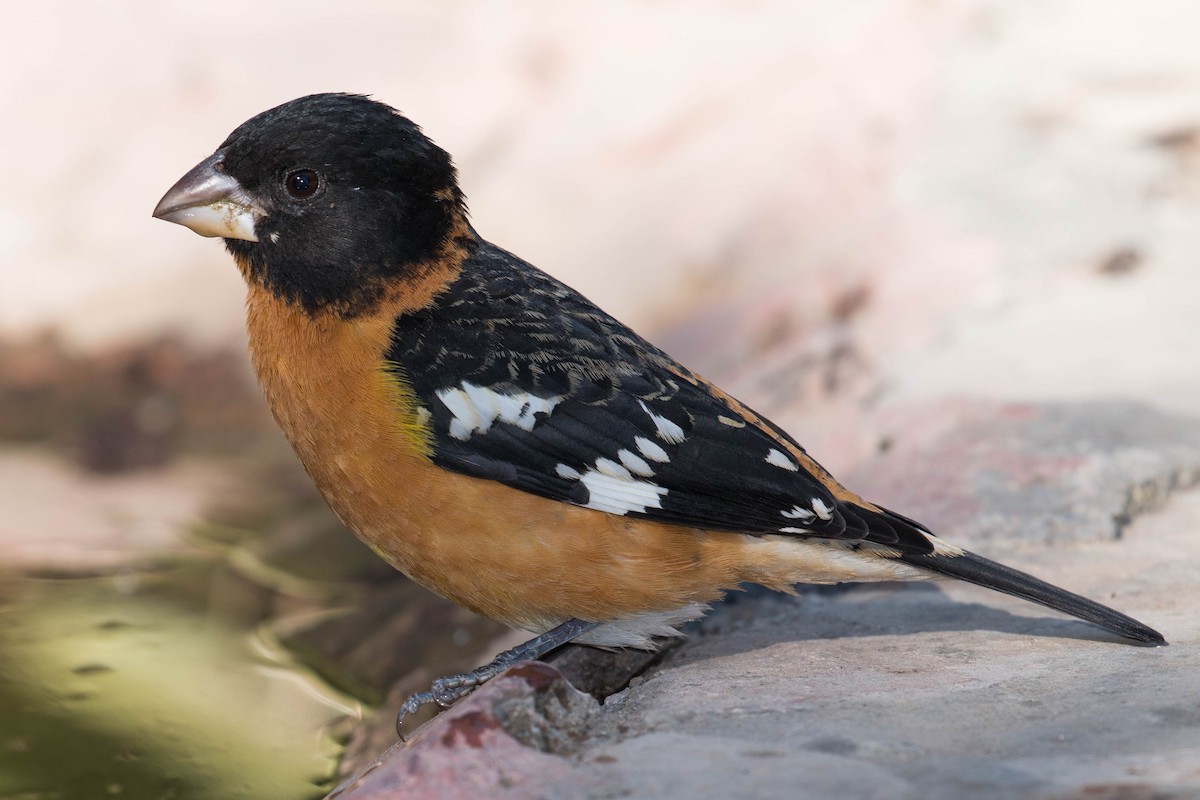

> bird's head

[{"left": 153, "top": 93, "right": 467, "bottom": 316}]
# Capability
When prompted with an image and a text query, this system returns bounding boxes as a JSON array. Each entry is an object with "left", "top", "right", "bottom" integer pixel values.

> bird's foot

[
  {"left": 395, "top": 665, "right": 505, "bottom": 738},
  {"left": 395, "top": 617, "right": 598, "bottom": 740}
]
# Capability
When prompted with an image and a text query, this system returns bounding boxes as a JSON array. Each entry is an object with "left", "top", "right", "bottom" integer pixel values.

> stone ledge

[{"left": 331, "top": 400, "right": 1200, "bottom": 799}]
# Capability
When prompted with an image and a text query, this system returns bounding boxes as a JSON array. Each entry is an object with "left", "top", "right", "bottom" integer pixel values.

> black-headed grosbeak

[{"left": 154, "top": 93, "right": 1164, "bottom": 734}]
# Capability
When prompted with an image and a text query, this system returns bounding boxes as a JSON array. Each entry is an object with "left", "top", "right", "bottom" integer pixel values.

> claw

[{"left": 395, "top": 690, "right": 437, "bottom": 740}]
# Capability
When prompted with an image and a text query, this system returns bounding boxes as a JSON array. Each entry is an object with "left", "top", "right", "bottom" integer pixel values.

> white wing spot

[
  {"left": 766, "top": 449, "right": 798, "bottom": 472},
  {"left": 556, "top": 463, "right": 582, "bottom": 480},
  {"left": 779, "top": 527, "right": 809, "bottom": 534},
  {"left": 718, "top": 415, "right": 745, "bottom": 428},
  {"left": 781, "top": 505, "right": 816, "bottom": 521},
  {"left": 634, "top": 436, "right": 670, "bottom": 463},
  {"left": 269, "top": 231, "right": 281, "bottom": 244},
  {"left": 638, "top": 400, "right": 686, "bottom": 444},
  {"left": 617, "top": 448, "right": 655, "bottom": 477},
  {"left": 437, "top": 387, "right": 481, "bottom": 440},
  {"left": 812, "top": 498, "right": 834, "bottom": 520},
  {"left": 437, "top": 382, "right": 562, "bottom": 440},
  {"left": 594, "top": 457, "right": 632, "bottom": 480}
]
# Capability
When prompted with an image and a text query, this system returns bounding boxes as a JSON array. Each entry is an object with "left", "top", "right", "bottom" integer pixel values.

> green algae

[{"left": 0, "top": 571, "right": 356, "bottom": 800}]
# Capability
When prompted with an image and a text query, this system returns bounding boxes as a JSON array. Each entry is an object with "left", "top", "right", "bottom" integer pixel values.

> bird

[{"left": 153, "top": 93, "right": 1165, "bottom": 735}]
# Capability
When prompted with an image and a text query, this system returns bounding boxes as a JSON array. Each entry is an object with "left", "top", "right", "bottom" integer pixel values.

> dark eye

[{"left": 285, "top": 169, "right": 320, "bottom": 198}]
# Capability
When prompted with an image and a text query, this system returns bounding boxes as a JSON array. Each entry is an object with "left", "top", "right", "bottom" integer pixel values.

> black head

[{"left": 155, "top": 93, "right": 467, "bottom": 316}]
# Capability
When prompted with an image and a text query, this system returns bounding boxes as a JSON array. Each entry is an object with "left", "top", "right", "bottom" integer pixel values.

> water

[{"left": 0, "top": 567, "right": 356, "bottom": 800}]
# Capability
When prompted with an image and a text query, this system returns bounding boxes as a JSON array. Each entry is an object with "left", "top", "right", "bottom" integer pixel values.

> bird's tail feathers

[{"left": 899, "top": 548, "right": 1166, "bottom": 646}]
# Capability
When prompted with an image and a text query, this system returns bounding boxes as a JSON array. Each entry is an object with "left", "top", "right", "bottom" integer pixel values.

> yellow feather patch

[{"left": 378, "top": 360, "right": 434, "bottom": 459}]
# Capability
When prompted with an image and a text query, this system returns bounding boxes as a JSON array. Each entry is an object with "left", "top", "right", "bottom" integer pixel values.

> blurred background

[{"left": 3, "top": 1, "right": 1200, "bottom": 798}]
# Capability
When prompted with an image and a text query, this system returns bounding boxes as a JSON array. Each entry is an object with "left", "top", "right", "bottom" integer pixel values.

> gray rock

[
  {"left": 579, "top": 732, "right": 914, "bottom": 800},
  {"left": 853, "top": 400, "right": 1200, "bottom": 546},
  {"left": 340, "top": 400, "right": 1200, "bottom": 799}
]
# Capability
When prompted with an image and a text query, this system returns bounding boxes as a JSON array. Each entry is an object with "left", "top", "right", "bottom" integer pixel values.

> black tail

[{"left": 901, "top": 549, "right": 1166, "bottom": 646}]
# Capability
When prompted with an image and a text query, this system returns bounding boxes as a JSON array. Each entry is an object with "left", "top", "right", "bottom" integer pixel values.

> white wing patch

[
  {"left": 555, "top": 459, "right": 668, "bottom": 515},
  {"left": 638, "top": 400, "right": 687, "bottom": 444},
  {"left": 580, "top": 470, "right": 667, "bottom": 515},
  {"left": 437, "top": 382, "right": 562, "bottom": 441},
  {"left": 765, "top": 448, "right": 799, "bottom": 472}
]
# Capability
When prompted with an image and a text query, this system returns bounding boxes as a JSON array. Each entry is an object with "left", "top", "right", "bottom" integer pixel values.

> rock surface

[
  {"left": 330, "top": 400, "right": 1200, "bottom": 799},
  {"left": 854, "top": 400, "right": 1200, "bottom": 547},
  {"left": 327, "top": 662, "right": 601, "bottom": 800}
]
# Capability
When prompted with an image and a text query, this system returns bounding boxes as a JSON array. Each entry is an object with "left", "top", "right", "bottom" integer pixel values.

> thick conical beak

[{"left": 153, "top": 151, "right": 261, "bottom": 242}]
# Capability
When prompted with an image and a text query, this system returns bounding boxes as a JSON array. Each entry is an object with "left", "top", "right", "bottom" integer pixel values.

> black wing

[{"left": 388, "top": 237, "right": 925, "bottom": 548}]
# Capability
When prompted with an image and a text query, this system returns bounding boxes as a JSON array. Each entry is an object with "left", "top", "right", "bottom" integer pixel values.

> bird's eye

[{"left": 285, "top": 170, "right": 320, "bottom": 199}]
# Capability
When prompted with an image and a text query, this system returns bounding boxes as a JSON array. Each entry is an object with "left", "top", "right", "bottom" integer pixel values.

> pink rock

[{"left": 327, "top": 662, "right": 600, "bottom": 800}]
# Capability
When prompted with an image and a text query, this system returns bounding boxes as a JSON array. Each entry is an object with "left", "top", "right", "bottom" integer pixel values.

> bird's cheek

[{"left": 256, "top": 221, "right": 284, "bottom": 247}]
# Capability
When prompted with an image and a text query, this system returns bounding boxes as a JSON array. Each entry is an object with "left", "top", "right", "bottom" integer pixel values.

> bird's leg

[{"left": 396, "top": 617, "right": 598, "bottom": 739}]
